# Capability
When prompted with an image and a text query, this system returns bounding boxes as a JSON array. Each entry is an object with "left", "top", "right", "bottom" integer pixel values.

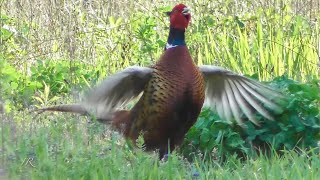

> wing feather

[
  {"left": 225, "top": 80, "right": 243, "bottom": 125},
  {"left": 33, "top": 66, "right": 153, "bottom": 120},
  {"left": 239, "top": 78, "right": 284, "bottom": 113},
  {"left": 228, "top": 79, "right": 258, "bottom": 125},
  {"left": 199, "top": 65, "right": 286, "bottom": 126},
  {"left": 233, "top": 79, "right": 274, "bottom": 121},
  {"left": 83, "top": 66, "right": 153, "bottom": 118},
  {"left": 221, "top": 89, "right": 232, "bottom": 123}
]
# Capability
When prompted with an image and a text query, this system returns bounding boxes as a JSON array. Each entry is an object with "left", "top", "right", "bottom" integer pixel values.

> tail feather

[
  {"left": 34, "top": 104, "right": 88, "bottom": 115},
  {"left": 34, "top": 105, "right": 132, "bottom": 137}
]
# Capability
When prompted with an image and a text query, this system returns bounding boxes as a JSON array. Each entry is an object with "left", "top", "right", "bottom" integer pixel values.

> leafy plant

[{"left": 181, "top": 76, "right": 320, "bottom": 160}]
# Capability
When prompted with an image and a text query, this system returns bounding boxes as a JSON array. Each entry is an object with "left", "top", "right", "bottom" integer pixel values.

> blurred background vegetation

[
  {"left": 0, "top": 0, "right": 319, "bottom": 178},
  {"left": 1, "top": 0, "right": 319, "bottom": 110}
]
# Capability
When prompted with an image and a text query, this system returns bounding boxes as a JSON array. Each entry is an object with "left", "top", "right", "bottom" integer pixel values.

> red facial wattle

[{"left": 168, "top": 4, "right": 191, "bottom": 30}]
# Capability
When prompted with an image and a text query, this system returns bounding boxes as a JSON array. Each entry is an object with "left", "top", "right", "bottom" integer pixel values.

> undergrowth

[
  {"left": 181, "top": 76, "right": 320, "bottom": 160},
  {"left": 0, "top": 0, "right": 320, "bottom": 179}
]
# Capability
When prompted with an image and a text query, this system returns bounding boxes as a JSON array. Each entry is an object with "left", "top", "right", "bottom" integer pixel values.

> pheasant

[{"left": 36, "top": 4, "right": 286, "bottom": 158}]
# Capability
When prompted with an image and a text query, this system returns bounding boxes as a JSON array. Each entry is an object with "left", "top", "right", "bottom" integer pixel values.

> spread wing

[
  {"left": 34, "top": 66, "right": 153, "bottom": 120},
  {"left": 199, "top": 65, "right": 286, "bottom": 126},
  {"left": 83, "top": 66, "right": 153, "bottom": 118}
]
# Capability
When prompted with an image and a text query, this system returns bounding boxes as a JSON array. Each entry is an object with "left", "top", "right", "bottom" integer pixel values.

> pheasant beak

[
  {"left": 182, "top": 7, "right": 190, "bottom": 15},
  {"left": 165, "top": 7, "right": 190, "bottom": 16}
]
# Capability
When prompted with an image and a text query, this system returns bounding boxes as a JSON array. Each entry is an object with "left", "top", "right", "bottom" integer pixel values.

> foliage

[
  {"left": 0, "top": 59, "right": 103, "bottom": 111},
  {"left": 1, "top": 0, "right": 319, "bottom": 112},
  {"left": 181, "top": 76, "right": 320, "bottom": 159},
  {"left": 1, "top": 112, "right": 320, "bottom": 179},
  {"left": 1, "top": 0, "right": 320, "bottom": 178}
]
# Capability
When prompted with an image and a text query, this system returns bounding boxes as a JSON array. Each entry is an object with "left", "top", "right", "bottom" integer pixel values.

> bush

[{"left": 181, "top": 76, "right": 320, "bottom": 160}]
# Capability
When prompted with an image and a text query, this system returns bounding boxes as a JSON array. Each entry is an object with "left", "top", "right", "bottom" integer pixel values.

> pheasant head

[
  {"left": 167, "top": 4, "right": 191, "bottom": 30},
  {"left": 165, "top": 4, "right": 191, "bottom": 50}
]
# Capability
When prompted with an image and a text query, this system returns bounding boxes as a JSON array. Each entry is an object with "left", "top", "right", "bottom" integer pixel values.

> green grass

[
  {"left": 1, "top": 112, "right": 320, "bottom": 179},
  {"left": 1, "top": 0, "right": 320, "bottom": 179}
]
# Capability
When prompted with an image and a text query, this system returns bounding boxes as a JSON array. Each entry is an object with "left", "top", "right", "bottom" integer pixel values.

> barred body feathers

[{"left": 126, "top": 47, "right": 205, "bottom": 155}]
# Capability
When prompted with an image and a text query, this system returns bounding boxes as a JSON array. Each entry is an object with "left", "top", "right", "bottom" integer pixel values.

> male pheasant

[{"left": 37, "top": 4, "right": 286, "bottom": 158}]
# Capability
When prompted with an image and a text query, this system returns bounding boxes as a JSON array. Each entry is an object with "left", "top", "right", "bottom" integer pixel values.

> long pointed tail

[
  {"left": 33, "top": 105, "right": 132, "bottom": 137},
  {"left": 33, "top": 104, "right": 88, "bottom": 115}
]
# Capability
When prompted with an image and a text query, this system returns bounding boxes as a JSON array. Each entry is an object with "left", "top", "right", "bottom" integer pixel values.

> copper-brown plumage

[
  {"left": 123, "top": 46, "right": 205, "bottom": 155},
  {"left": 35, "top": 4, "right": 286, "bottom": 158}
]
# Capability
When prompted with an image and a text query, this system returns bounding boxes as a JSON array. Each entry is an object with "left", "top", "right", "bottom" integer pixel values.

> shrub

[{"left": 181, "top": 76, "right": 320, "bottom": 160}]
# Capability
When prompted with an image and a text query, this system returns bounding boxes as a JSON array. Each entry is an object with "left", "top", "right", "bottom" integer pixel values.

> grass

[
  {"left": 1, "top": 112, "right": 320, "bottom": 179},
  {"left": 1, "top": 0, "right": 320, "bottom": 179},
  {"left": 1, "top": 0, "right": 319, "bottom": 80}
]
